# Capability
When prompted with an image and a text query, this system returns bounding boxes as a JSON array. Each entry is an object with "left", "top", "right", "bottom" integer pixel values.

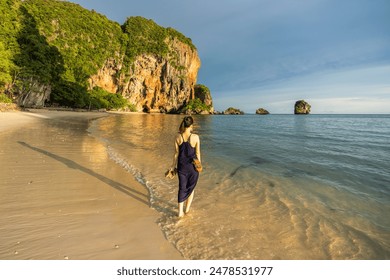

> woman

[{"left": 170, "top": 116, "right": 201, "bottom": 217}]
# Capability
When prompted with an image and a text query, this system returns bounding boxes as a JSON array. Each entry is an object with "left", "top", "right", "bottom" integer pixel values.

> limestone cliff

[
  {"left": 89, "top": 35, "right": 201, "bottom": 113},
  {"left": 1, "top": 0, "right": 207, "bottom": 112}
]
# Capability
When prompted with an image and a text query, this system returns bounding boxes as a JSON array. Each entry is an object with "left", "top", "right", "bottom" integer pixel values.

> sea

[{"left": 88, "top": 113, "right": 390, "bottom": 259}]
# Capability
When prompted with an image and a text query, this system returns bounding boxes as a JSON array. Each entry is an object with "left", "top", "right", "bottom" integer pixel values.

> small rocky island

[
  {"left": 294, "top": 100, "right": 311, "bottom": 114},
  {"left": 224, "top": 107, "right": 244, "bottom": 115},
  {"left": 256, "top": 108, "right": 269, "bottom": 115}
]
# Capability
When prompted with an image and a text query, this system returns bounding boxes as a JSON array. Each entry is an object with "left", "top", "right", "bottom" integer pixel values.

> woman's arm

[
  {"left": 195, "top": 135, "right": 201, "bottom": 162},
  {"left": 171, "top": 135, "right": 180, "bottom": 169}
]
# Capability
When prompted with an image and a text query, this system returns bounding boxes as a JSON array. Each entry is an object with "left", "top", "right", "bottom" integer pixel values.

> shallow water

[{"left": 89, "top": 113, "right": 390, "bottom": 259}]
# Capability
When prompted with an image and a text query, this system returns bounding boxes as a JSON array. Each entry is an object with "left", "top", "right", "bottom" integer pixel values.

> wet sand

[{"left": 0, "top": 110, "right": 182, "bottom": 260}]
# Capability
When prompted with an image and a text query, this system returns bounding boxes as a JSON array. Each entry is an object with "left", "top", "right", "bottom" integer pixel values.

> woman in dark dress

[{"left": 170, "top": 116, "right": 201, "bottom": 217}]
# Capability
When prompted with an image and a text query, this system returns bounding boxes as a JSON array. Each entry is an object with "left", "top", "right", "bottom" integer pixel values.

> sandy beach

[{"left": 0, "top": 109, "right": 182, "bottom": 260}]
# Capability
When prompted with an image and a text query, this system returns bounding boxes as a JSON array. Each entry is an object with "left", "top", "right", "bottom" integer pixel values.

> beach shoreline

[{"left": 0, "top": 109, "right": 182, "bottom": 260}]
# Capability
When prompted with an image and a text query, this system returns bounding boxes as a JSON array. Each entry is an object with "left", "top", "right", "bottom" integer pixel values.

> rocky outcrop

[
  {"left": 294, "top": 100, "right": 311, "bottom": 114},
  {"left": 224, "top": 107, "right": 244, "bottom": 115},
  {"left": 89, "top": 38, "right": 201, "bottom": 113},
  {"left": 16, "top": 82, "right": 51, "bottom": 108},
  {"left": 256, "top": 108, "right": 269, "bottom": 115},
  {"left": 194, "top": 84, "right": 213, "bottom": 113},
  {"left": 89, "top": 58, "right": 120, "bottom": 94}
]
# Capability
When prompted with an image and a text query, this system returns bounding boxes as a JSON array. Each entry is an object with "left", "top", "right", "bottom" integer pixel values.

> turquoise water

[{"left": 89, "top": 114, "right": 390, "bottom": 259}]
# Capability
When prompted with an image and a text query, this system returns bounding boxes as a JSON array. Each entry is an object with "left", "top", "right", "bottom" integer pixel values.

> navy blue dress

[{"left": 177, "top": 134, "right": 199, "bottom": 203}]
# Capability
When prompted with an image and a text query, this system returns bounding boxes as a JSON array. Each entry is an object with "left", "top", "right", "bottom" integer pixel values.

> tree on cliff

[
  {"left": 0, "top": 0, "right": 20, "bottom": 95},
  {"left": 121, "top": 17, "right": 195, "bottom": 64},
  {"left": 14, "top": 6, "right": 65, "bottom": 106},
  {"left": 0, "top": 42, "right": 12, "bottom": 92}
]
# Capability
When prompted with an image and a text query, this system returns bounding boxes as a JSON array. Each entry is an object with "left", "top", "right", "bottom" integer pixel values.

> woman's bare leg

[
  {"left": 185, "top": 191, "right": 195, "bottom": 214},
  {"left": 178, "top": 202, "right": 184, "bottom": 217}
]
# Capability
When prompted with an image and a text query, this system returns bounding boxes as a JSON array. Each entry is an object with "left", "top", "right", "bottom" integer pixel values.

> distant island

[
  {"left": 223, "top": 107, "right": 245, "bottom": 115},
  {"left": 214, "top": 102, "right": 311, "bottom": 115},
  {"left": 256, "top": 108, "right": 270, "bottom": 115},
  {"left": 294, "top": 100, "right": 311, "bottom": 114}
]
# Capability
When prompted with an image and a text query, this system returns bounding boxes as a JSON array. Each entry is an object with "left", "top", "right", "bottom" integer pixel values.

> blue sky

[{"left": 70, "top": 0, "right": 390, "bottom": 113}]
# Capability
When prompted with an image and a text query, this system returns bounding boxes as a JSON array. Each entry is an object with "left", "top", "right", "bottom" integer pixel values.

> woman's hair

[{"left": 179, "top": 116, "right": 194, "bottom": 133}]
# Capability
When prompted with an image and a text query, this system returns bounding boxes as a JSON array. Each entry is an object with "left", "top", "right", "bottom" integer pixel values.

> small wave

[
  {"left": 105, "top": 146, "right": 177, "bottom": 215},
  {"left": 107, "top": 146, "right": 151, "bottom": 193}
]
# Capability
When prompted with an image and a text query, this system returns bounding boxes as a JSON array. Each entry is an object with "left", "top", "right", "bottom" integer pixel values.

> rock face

[
  {"left": 194, "top": 84, "right": 213, "bottom": 113},
  {"left": 294, "top": 100, "right": 311, "bottom": 114},
  {"left": 89, "top": 58, "right": 120, "bottom": 94},
  {"left": 224, "top": 107, "right": 244, "bottom": 115},
  {"left": 89, "top": 38, "right": 201, "bottom": 113},
  {"left": 18, "top": 83, "right": 51, "bottom": 108},
  {"left": 256, "top": 108, "right": 269, "bottom": 115}
]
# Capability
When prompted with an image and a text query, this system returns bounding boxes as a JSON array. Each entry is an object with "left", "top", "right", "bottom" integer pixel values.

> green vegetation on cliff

[
  {"left": 0, "top": 0, "right": 197, "bottom": 110},
  {"left": 122, "top": 16, "right": 195, "bottom": 62},
  {"left": 181, "top": 98, "right": 211, "bottom": 114},
  {"left": 180, "top": 84, "right": 213, "bottom": 114},
  {"left": 0, "top": 94, "right": 12, "bottom": 103},
  {"left": 20, "top": 0, "right": 125, "bottom": 85},
  {"left": 0, "top": 0, "right": 20, "bottom": 90},
  {"left": 120, "top": 16, "right": 196, "bottom": 81}
]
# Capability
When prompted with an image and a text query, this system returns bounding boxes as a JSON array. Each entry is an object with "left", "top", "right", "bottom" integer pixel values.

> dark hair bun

[
  {"left": 179, "top": 116, "right": 194, "bottom": 133},
  {"left": 184, "top": 116, "right": 193, "bottom": 127}
]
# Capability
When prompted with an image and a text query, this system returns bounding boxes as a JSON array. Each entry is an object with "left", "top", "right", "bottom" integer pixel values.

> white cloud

[{"left": 310, "top": 97, "right": 390, "bottom": 114}]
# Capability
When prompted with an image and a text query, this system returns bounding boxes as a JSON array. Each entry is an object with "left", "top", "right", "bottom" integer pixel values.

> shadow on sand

[{"left": 18, "top": 141, "right": 151, "bottom": 206}]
